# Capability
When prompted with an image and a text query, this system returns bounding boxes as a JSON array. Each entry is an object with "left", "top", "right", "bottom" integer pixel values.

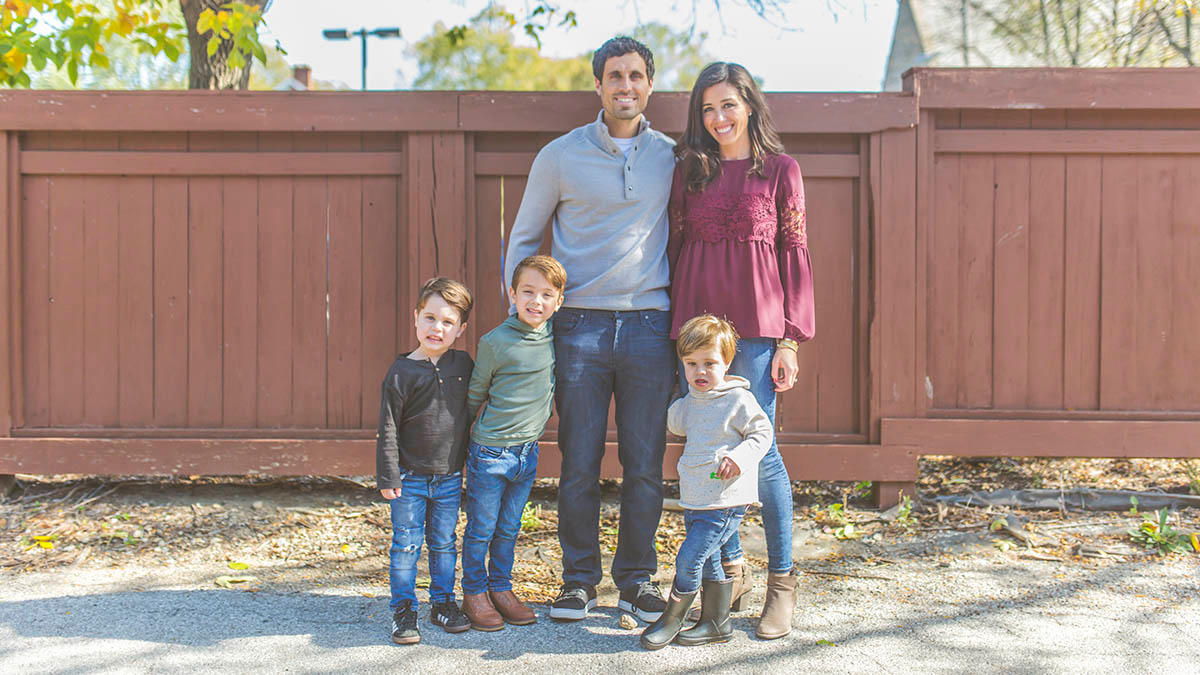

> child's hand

[
  {"left": 716, "top": 457, "right": 741, "bottom": 479},
  {"left": 380, "top": 488, "right": 399, "bottom": 500}
]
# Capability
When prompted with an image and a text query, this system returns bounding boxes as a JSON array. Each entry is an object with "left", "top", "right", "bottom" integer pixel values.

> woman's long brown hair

[{"left": 675, "top": 61, "right": 785, "bottom": 193}]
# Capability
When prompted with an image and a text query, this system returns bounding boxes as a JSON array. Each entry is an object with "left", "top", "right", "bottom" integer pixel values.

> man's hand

[
  {"left": 716, "top": 456, "right": 741, "bottom": 479},
  {"left": 380, "top": 488, "right": 399, "bottom": 500}
]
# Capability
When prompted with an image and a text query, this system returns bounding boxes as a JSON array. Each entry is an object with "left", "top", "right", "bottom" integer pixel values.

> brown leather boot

[
  {"left": 755, "top": 572, "right": 796, "bottom": 639},
  {"left": 462, "top": 592, "right": 505, "bottom": 631},
  {"left": 688, "top": 561, "right": 750, "bottom": 621},
  {"left": 489, "top": 589, "right": 537, "bottom": 625}
]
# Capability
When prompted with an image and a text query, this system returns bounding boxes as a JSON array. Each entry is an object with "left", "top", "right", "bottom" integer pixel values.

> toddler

[{"left": 641, "top": 314, "right": 772, "bottom": 650}]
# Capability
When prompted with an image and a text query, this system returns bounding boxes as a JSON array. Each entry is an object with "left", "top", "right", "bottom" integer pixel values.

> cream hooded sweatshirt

[{"left": 667, "top": 375, "right": 773, "bottom": 510}]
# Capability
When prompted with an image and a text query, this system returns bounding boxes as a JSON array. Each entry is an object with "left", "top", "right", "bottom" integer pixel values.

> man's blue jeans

[
  {"left": 387, "top": 471, "right": 462, "bottom": 611},
  {"left": 677, "top": 337, "right": 795, "bottom": 575},
  {"left": 462, "top": 440, "right": 539, "bottom": 595},
  {"left": 674, "top": 506, "right": 747, "bottom": 595},
  {"left": 554, "top": 308, "right": 676, "bottom": 591}
]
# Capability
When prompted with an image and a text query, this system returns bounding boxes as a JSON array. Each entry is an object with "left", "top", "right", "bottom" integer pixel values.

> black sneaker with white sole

[
  {"left": 430, "top": 600, "right": 471, "bottom": 633},
  {"left": 618, "top": 581, "right": 666, "bottom": 622},
  {"left": 548, "top": 583, "right": 597, "bottom": 621},
  {"left": 391, "top": 601, "right": 420, "bottom": 645}
]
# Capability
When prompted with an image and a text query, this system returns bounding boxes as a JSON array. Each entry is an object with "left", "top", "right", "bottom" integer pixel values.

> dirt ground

[{"left": 2, "top": 457, "right": 1198, "bottom": 602}]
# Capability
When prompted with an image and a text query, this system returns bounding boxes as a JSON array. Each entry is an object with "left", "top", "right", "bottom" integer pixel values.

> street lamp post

[{"left": 322, "top": 27, "right": 402, "bottom": 90}]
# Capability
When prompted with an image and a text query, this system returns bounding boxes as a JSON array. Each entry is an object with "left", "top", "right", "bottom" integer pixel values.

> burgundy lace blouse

[{"left": 667, "top": 153, "right": 815, "bottom": 342}]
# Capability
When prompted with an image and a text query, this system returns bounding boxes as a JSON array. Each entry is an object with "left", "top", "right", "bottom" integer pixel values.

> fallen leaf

[
  {"left": 618, "top": 614, "right": 638, "bottom": 630},
  {"left": 38, "top": 541, "right": 53, "bottom": 549},
  {"left": 214, "top": 575, "right": 257, "bottom": 588},
  {"left": 816, "top": 639, "right": 836, "bottom": 646},
  {"left": 33, "top": 535, "right": 55, "bottom": 541},
  {"left": 1192, "top": 533, "right": 1199, "bottom": 553},
  {"left": 341, "top": 544, "right": 350, "bottom": 553},
  {"left": 228, "top": 561, "right": 249, "bottom": 570},
  {"left": 416, "top": 576, "right": 431, "bottom": 589}
]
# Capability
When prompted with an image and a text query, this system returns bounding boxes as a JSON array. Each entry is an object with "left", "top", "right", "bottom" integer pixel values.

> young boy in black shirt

[{"left": 376, "top": 277, "right": 474, "bottom": 644}]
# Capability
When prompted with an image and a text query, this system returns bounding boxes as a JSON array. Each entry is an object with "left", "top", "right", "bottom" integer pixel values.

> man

[{"left": 502, "top": 36, "right": 677, "bottom": 623}]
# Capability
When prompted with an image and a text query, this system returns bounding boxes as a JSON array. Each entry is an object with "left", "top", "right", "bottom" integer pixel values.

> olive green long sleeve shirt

[{"left": 467, "top": 315, "right": 555, "bottom": 447}]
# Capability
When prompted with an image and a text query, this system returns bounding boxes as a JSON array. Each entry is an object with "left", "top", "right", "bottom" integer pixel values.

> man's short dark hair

[{"left": 591, "top": 37, "right": 655, "bottom": 81}]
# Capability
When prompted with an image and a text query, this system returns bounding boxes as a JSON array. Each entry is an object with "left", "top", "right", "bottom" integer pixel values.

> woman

[{"left": 667, "top": 61, "right": 815, "bottom": 640}]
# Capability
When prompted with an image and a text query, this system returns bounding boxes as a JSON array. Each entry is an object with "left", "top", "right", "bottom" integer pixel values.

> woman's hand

[
  {"left": 380, "top": 488, "right": 399, "bottom": 500},
  {"left": 772, "top": 346, "right": 799, "bottom": 392}
]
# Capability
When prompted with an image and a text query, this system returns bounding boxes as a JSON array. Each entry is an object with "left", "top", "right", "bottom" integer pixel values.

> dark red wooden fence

[{"left": 1, "top": 69, "right": 1198, "bottom": 506}]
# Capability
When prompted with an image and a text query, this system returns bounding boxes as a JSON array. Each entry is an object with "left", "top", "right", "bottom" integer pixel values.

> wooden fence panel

[{"left": 2, "top": 79, "right": 1199, "bottom": 503}]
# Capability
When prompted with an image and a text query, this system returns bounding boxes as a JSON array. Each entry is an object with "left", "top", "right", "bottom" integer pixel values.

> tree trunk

[{"left": 180, "top": 0, "right": 269, "bottom": 89}]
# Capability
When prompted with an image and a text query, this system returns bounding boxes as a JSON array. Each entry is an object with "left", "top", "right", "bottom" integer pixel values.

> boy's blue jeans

[
  {"left": 677, "top": 337, "right": 795, "bottom": 575},
  {"left": 461, "top": 440, "right": 539, "bottom": 595},
  {"left": 674, "top": 506, "right": 747, "bottom": 595},
  {"left": 388, "top": 471, "right": 462, "bottom": 611}
]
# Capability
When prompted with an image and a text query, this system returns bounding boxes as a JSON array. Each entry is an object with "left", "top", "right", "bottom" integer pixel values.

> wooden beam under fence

[
  {"left": 882, "top": 418, "right": 1200, "bottom": 458},
  {"left": 0, "top": 438, "right": 918, "bottom": 482}
]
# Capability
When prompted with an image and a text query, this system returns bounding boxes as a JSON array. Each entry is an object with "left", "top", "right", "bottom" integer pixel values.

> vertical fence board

[
  {"left": 0, "top": 133, "right": 10, "bottom": 432},
  {"left": 1063, "top": 156, "right": 1102, "bottom": 410},
  {"left": 807, "top": 178, "right": 855, "bottom": 432},
  {"left": 1027, "top": 154, "right": 1066, "bottom": 409},
  {"left": 1172, "top": 160, "right": 1200, "bottom": 408},
  {"left": 957, "top": 155, "right": 994, "bottom": 408},
  {"left": 153, "top": 169, "right": 189, "bottom": 427},
  {"left": 291, "top": 132, "right": 328, "bottom": 426},
  {"left": 360, "top": 132, "right": 399, "bottom": 429},
  {"left": 47, "top": 133, "right": 86, "bottom": 426},
  {"left": 21, "top": 171, "right": 49, "bottom": 427},
  {"left": 1099, "top": 157, "right": 1139, "bottom": 410},
  {"left": 929, "top": 152, "right": 960, "bottom": 408},
  {"left": 255, "top": 133, "right": 293, "bottom": 427},
  {"left": 186, "top": 175, "right": 223, "bottom": 427},
  {"left": 991, "top": 155, "right": 1030, "bottom": 408},
  {"left": 326, "top": 133, "right": 364, "bottom": 429},
  {"left": 81, "top": 133, "right": 121, "bottom": 426},
  {"left": 875, "top": 129, "right": 918, "bottom": 424},
  {"left": 116, "top": 175, "right": 154, "bottom": 426},
  {"left": 221, "top": 165, "right": 259, "bottom": 428},
  {"left": 473, "top": 174, "right": 504, "bottom": 341},
  {"left": 1135, "top": 159, "right": 1174, "bottom": 409}
]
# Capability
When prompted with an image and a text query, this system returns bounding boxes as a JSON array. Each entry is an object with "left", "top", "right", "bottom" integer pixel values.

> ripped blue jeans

[{"left": 387, "top": 471, "right": 462, "bottom": 611}]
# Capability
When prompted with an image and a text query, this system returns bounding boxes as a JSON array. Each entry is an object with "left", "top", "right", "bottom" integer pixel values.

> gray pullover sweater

[
  {"left": 667, "top": 376, "right": 773, "bottom": 510},
  {"left": 504, "top": 111, "right": 676, "bottom": 311}
]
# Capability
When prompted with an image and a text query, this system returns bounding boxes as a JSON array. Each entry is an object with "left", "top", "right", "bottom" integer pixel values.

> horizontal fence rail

[{"left": 1, "top": 71, "right": 1199, "bottom": 507}]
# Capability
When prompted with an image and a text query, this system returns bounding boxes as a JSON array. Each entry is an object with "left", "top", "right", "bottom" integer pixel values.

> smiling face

[
  {"left": 594, "top": 52, "right": 653, "bottom": 133},
  {"left": 701, "top": 81, "right": 752, "bottom": 160},
  {"left": 412, "top": 294, "right": 467, "bottom": 361},
  {"left": 508, "top": 268, "right": 563, "bottom": 331},
  {"left": 681, "top": 345, "right": 731, "bottom": 394}
]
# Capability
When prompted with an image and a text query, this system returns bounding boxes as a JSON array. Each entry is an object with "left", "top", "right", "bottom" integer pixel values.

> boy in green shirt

[{"left": 460, "top": 255, "right": 566, "bottom": 631}]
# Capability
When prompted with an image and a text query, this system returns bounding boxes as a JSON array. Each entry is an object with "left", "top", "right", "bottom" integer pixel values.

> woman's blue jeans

[
  {"left": 674, "top": 506, "right": 747, "bottom": 595},
  {"left": 461, "top": 440, "right": 539, "bottom": 595},
  {"left": 677, "top": 336, "right": 794, "bottom": 574},
  {"left": 388, "top": 471, "right": 463, "bottom": 610}
]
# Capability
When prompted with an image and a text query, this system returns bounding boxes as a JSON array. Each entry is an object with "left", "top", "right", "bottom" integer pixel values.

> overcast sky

[{"left": 262, "top": 0, "right": 900, "bottom": 91}]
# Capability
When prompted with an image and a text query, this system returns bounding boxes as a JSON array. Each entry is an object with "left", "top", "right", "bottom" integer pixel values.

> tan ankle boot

[
  {"left": 688, "top": 561, "right": 750, "bottom": 621},
  {"left": 755, "top": 572, "right": 796, "bottom": 639}
]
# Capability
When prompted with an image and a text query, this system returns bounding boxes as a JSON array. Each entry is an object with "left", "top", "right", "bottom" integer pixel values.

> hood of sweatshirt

[{"left": 689, "top": 375, "right": 751, "bottom": 400}]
